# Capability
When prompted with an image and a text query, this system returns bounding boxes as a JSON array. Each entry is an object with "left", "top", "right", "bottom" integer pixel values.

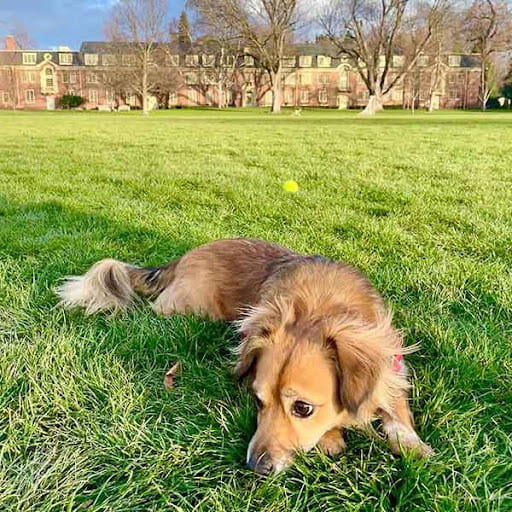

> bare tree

[
  {"left": 188, "top": 0, "right": 304, "bottom": 113},
  {"left": 463, "top": 0, "right": 512, "bottom": 109},
  {"left": 187, "top": 1, "right": 246, "bottom": 108},
  {"left": 105, "top": 0, "right": 170, "bottom": 114},
  {"left": 320, "top": 0, "right": 449, "bottom": 115}
]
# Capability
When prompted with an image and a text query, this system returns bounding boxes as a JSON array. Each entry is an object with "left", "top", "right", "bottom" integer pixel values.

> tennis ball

[{"left": 283, "top": 180, "right": 299, "bottom": 193}]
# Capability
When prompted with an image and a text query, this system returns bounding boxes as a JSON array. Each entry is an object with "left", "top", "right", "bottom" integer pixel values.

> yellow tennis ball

[{"left": 283, "top": 180, "right": 299, "bottom": 193}]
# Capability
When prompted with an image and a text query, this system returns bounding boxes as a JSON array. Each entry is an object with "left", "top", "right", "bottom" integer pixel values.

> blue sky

[{"left": 0, "top": 0, "right": 185, "bottom": 50}]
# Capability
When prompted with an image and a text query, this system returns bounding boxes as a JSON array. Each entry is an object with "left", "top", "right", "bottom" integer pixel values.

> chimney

[{"left": 4, "top": 35, "right": 16, "bottom": 51}]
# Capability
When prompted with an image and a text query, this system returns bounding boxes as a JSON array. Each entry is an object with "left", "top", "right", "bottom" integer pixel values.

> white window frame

[
  {"left": 168, "top": 54, "right": 180, "bottom": 67},
  {"left": 449, "top": 55, "right": 461, "bottom": 67},
  {"left": 202, "top": 55, "right": 215, "bottom": 67},
  {"left": 244, "top": 55, "right": 255, "bottom": 67},
  {"left": 86, "top": 72, "right": 99, "bottom": 84},
  {"left": 102, "top": 54, "right": 116, "bottom": 66},
  {"left": 417, "top": 55, "right": 429, "bottom": 67},
  {"left": 122, "top": 55, "right": 136, "bottom": 67},
  {"left": 300, "top": 90, "right": 310, "bottom": 104},
  {"left": 24, "top": 71, "right": 36, "bottom": 83},
  {"left": 25, "top": 89, "right": 35, "bottom": 103},
  {"left": 283, "top": 56, "right": 296, "bottom": 68},
  {"left": 2, "top": 92, "right": 11, "bottom": 103},
  {"left": 59, "top": 53, "right": 73, "bottom": 65},
  {"left": 392, "top": 55, "right": 405, "bottom": 68},
  {"left": 299, "top": 56, "right": 312, "bottom": 67},
  {"left": 22, "top": 53, "right": 37, "bottom": 65},
  {"left": 88, "top": 89, "right": 98, "bottom": 104},
  {"left": 185, "top": 55, "right": 199, "bottom": 67},
  {"left": 84, "top": 53, "right": 99, "bottom": 66},
  {"left": 318, "top": 89, "right": 328, "bottom": 104},
  {"left": 317, "top": 55, "right": 331, "bottom": 68}
]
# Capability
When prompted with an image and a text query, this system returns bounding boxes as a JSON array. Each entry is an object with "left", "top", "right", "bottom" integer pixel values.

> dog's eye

[{"left": 292, "top": 401, "right": 314, "bottom": 418}]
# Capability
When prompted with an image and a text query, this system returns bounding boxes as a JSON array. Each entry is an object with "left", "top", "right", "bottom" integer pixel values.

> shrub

[{"left": 59, "top": 95, "right": 86, "bottom": 109}]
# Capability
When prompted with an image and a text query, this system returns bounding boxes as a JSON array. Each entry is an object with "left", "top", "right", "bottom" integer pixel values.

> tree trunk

[
  {"left": 142, "top": 60, "right": 149, "bottom": 115},
  {"left": 218, "top": 81, "right": 223, "bottom": 109},
  {"left": 481, "top": 58, "right": 487, "bottom": 110},
  {"left": 360, "top": 93, "right": 383, "bottom": 116},
  {"left": 270, "top": 68, "right": 282, "bottom": 114}
]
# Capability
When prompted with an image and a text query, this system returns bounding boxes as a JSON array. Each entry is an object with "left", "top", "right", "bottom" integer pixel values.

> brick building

[{"left": 0, "top": 35, "right": 481, "bottom": 111}]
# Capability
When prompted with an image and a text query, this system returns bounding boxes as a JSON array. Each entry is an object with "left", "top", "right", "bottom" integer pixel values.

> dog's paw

[
  {"left": 389, "top": 436, "right": 434, "bottom": 459},
  {"left": 317, "top": 429, "right": 346, "bottom": 456}
]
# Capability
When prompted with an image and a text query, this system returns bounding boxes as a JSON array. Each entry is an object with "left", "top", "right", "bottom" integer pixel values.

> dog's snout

[{"left": 247, "top": 452, "right": 273, "bottom": 474}]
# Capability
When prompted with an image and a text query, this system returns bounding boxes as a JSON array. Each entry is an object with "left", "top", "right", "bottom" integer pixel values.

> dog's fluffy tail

[{"left": 56, "top": 258, "right": 179, "bottom": 314}]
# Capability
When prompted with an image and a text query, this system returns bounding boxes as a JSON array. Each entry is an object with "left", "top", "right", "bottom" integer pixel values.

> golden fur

[{"left": 57, "top": 238, "right": 432, "bottom": 473}]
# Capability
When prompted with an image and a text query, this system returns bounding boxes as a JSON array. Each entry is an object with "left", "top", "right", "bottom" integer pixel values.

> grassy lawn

[{"left": 0, "top": 108, "right": 511, "bottom": 511}]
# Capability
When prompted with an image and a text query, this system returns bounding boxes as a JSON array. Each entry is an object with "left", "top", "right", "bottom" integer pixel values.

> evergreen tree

[{"left": 178, "top": 11, "right": 192, "bottom": 51}]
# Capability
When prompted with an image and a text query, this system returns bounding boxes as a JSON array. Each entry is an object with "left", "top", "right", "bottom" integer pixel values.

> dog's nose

[{"left": 247, "top": 452, "right": 273, "bottom": 474}]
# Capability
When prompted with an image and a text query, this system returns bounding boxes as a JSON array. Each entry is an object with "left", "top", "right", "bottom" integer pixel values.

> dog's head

[{"left": 235, "top": 302, "right": 404, "bottom": 474}]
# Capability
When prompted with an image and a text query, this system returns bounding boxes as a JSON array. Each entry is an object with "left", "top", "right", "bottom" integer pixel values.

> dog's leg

[
  {"left": 380, "top": 392, "right": 433, "bottom": 458},
  {"left": 317, "top": 427, "right": 346, "bottom": 456}
]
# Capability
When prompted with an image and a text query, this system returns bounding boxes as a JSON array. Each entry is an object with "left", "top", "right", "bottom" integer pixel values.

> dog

[{"left": 57, "top": 238, "right": 433, "bottom": 473}]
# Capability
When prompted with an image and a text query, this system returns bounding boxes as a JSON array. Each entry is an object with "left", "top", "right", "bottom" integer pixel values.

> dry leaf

[{"left": 164, "top": 361, "right": 181, "bottom": 389}]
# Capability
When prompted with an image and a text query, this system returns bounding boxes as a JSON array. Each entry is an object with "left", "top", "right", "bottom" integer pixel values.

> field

[{"left": 0, "top": 108, "right": 511, "bottom": 512}]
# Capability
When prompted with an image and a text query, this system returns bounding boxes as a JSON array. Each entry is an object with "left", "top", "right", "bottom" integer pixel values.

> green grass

[{"left": 0, "top": 108, "right": 511, "bottom": 512}]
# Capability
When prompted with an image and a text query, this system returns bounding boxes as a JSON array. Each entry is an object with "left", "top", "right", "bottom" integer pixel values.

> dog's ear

[
  {"left": 326, "top": 318, "right": 398, "bottom": 416},
  {"left": 234, "top": 337, "right": 260, "bottom": 381}
]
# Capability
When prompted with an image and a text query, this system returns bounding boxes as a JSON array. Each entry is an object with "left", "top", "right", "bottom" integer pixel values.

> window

[
  {"left": 417, "top": 55, "right": 429, "bottom": 67},
  {"left": 185, "top": 72, "right": 198, "bottom": 85},
  {"left": 300, "top": 90, "right": 309, "bottom": 104},
  {"left": 224, "top": 55, "right": 235, "bottom": 67},
  {"left": 188, "top": 89, "right": 198, "bottom": 105},
  {"left": 122, "top": 55, "right": 136, "bottom": 66},
  {"left": 62, "top": 72, "right": 69, "bottom": 83},
  {"left": 23, "top": 53, "right": 37, "bottom": 65},
  {"left": 285, "top": 89, "right": 294, "bottom": 104},
  {"left": 59, "top": 53, "right": 73, "bottom": 65},
  {"left": 299, "top": 73, "right": 312, "bottom": 86},
  {"left": 2, "top": 92, "right": 10, "bottom": 103},
  {"left": 24, "top": 71, "right": 36, "bottom": 83},
  {"left": 168, "top": 54, "right": 179, "bottom": 67},
  {"left": 283, "top": 56, "right": 296, "bottom": 68},
  {"left": 106, "top": 90, "right": 115, "bottom": 103},
  {"left": 392, "top": 88, "right": 403, "bottom": 102},
  {"left": 244, "top": 55, "right": 254, "bottom": 66},
  {"left": 102, "top": 54, "right": 116, "bottom": 66},
  {"left": 86, "top": 72, "right": 99, "bottom": 83},
  {"left": 448, "top": 55, "right": 461, "bottom": 67},
  {"left": 67, "top": 88, "right": 75, "bottom": 96},
  {"left": 85, "top": 53, "right": 99, "bottom": 66},
  {"left": 169, "top": 91, "right": 177, "bottom": 106},
  {"left": 45, "top": 67, "right": 54, "bottom": 88},
  {"left": 88, "top": 89, "right": 98, "bottom": 104},
  {"left": 185, "top": 54, "right": 199, "bottom": 66},
  {"left": 318, "top": 89, "right": 328, "bottom": 104},
  {"left": 393, "top": 55, "right": 405, "bottom": 68},
  {"left": 299, "top": 56, "right": 312, "bottom": 67},
  {"left": 339, "top": 68, "right": 349, "bottom": 90},
  {"left": 25, "top": 89, "right": 35, "bottom": 103},
  {"left": 69, "top": 72, "right": 77, "bottom": 84},
  {"left": 202, "top": 55, "right": 215, "bottom": 67},
  {"left": 317, "top": 55, "right": 331, "bottom": 68}
]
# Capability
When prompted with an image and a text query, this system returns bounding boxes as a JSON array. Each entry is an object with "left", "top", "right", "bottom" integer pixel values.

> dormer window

[
  {"left": 244, "top": 55, "right": 255, "bottom": 66},
  {"left": 59, "top": 53, "right": 73, "bottom": 65},
  {"left": 202, "top": 55, "right": 215, "bottom": 67},
  {"left": 85, "top": 53, "right": 99, "bottom": 66},
  {"left": 22, "top": 53, "right": 37, "bottom": 65},
  {"left": 185, "top": 55, "right": 199, "bottom": 66},
  {"left": 168, "top": 54, "right": 180, "bottom": 66},
  {"left": 317, "top": 55, "right": 331, "bottom": 67},
  {"left": 448, "top": 55, "right": 461, "bottom": 67},
  {"left": 283, "top": 56, "right": 296, "bottom": 67},
  {"left": 392, "top": 55, "right": 405, "bottom": 68},
  {"left": 299, "top": 56, "right": 312, "bottom": 67}
]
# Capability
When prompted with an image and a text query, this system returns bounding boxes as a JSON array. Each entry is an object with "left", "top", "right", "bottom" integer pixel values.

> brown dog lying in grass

[{"left": 57, "top": 238, "right": 433, "bottom": 473}]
